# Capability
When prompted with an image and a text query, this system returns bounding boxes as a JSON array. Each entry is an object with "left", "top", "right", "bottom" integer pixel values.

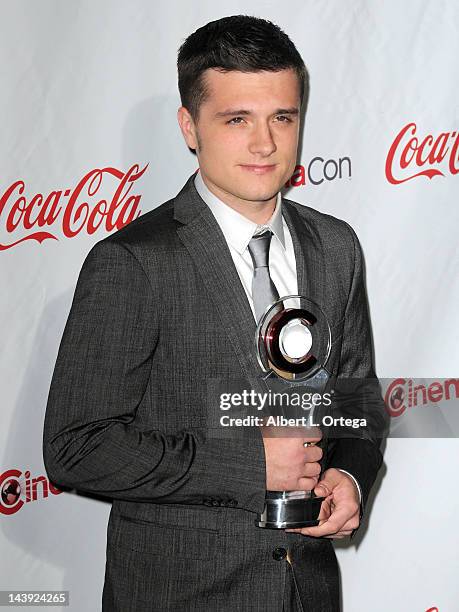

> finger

[
  {"left": 296, "top": 476, "right": 319, "bottom": 491},
  {"left": 318, "top": 499, "right": 332, "bottom": 521},
  {"left": 302, "top": 427, "right": 322, "bottom": 443},
  {"left": 302, "top": 446, "right": 323, "bottom": 462},
  {"left": 295, "top": 505, "right": 355, "bottom": 537},
  {"left": 324, "top": 528, "right": 355, "bottom": 539},
  {"left": 313, "top": 467, "right": 357, "bottom": 494},
  {"left": 335, "top": 517, "right": 360, "bottom": 532},
  {"left": 303, "top": 511, "right": 360, "bottom": 537},
  {"left": 285, "top": 519, "right": 333, "bottom": 535},
  {"left": 302, "top": 462, "right": 322, "bottom": 478},
  {"left": 309, "top": 508, "right": 359, "bottom": 535},
  {"left": 314, "top": 480, "right": 332, "bottom": 498}
]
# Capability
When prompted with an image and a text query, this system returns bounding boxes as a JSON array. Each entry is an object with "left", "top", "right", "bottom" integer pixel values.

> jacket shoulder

[
  {"left": 93, "top": 197, "right": 180, "bottom": 254},
  {"left": 283, "top": 197, "right": 359, "bottom": 250}
]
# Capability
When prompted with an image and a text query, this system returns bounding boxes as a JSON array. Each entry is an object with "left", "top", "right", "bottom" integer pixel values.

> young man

[{"left": 43, "top": 15, "right": 386, "bottom": 612}]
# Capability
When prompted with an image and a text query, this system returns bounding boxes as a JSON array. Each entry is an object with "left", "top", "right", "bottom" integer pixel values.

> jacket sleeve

[
  {"left": 325, "top": 223, "right": 389, "bottom": 511},
  {"left": 42, "top": 239, "right": 266, "bottom": 513}
]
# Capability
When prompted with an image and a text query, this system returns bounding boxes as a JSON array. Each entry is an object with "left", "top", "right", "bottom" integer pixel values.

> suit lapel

[
  {"left": 173, "top": 176, "right": 327, "bottom": 390},
  {"left": 174, "top": 174, "right": 263, "bottom": 391},
  {"left": 282, "top": 199, "right": 325, "bottom": 307}
]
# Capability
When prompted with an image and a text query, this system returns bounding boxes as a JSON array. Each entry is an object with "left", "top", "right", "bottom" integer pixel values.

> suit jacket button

[
  {"left": 272, "top": 547, "right": 287, "bottom": 561},
  {"left": 211, "top": 499, "right": 220, "bottom": 506}
]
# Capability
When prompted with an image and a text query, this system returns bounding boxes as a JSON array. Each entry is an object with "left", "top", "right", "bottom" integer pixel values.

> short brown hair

[{"left": 177, "top": 15, "right": 308, "bottom": 120}]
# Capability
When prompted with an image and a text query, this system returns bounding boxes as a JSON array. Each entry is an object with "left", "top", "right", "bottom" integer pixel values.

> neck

[{"left": 200, "top": 172, "right": 277, "bottom": 225}]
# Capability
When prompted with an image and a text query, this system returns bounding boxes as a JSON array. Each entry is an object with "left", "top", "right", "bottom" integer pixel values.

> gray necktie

[{"left": 247, "top": 230, "right": 280, "bottom": 322}]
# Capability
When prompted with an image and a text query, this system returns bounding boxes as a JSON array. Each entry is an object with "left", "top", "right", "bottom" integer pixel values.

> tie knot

[{"left": 248, "top": 230, "right": 272, "bottom": 269}]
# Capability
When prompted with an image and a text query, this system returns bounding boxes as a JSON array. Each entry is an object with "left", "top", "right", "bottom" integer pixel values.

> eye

[
  {"left": 276, "top": 115, "right": 292, "bottom": 123},
  {"left": 227, "top": 117, "right": 245, "bottom": 125}
]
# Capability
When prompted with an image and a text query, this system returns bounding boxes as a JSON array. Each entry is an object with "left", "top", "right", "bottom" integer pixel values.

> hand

[
  {"left": 286, "top": 468, "right": 360, "bottom": 539},
  {"left": 261, "top": 426, "right": 323, "bottom": 492}
]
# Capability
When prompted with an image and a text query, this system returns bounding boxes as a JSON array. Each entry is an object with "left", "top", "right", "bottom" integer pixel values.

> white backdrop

[{"left": 1, "top": 1, "right": 458, "bottom": 611}]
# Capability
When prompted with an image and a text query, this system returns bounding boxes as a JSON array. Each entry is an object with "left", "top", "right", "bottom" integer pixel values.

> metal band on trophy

[{"left": 255, "top": 295, "right": 332, "bottom": 529}]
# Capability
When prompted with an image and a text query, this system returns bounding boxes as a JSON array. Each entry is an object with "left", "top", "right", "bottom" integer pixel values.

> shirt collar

[{"left": 194, "top": 170, "right": 285, "bottom": 255}]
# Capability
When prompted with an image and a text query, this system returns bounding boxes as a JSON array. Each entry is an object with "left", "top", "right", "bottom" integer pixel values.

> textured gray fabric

[
  {"left": 43, "top": 171, "right": 387, "bottom": 611},
  {"left": 248, "top": 230, "right": 280, "bottom": 322}
]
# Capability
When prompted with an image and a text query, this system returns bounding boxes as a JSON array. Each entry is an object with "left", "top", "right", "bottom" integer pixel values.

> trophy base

[{"left": 256, "top": 490, "right": 324, "bottom": 529}]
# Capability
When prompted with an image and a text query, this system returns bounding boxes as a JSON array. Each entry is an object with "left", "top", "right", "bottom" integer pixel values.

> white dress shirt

[
  {"left": 194, "top": 171, "right": 362, "bottom": 506},
  {"left": 194, "top": 170, "right": 297, "bottom": 318}
]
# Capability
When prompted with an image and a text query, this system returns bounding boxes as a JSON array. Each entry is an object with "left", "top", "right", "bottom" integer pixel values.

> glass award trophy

[{"left": 255, "top": 295, "right": 332, "bottom": 529}]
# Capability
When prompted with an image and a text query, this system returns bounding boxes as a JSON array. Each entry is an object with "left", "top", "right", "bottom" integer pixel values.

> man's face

[{"left": 178, "top": 68, "right": 301, "bottom": 210}]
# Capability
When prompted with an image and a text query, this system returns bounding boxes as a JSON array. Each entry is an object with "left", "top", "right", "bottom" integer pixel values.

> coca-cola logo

[
  {"left": 386, "top": 122, "right": 458, "bottom": 184},
  {"left": 0, "top": 163, "right": 148, "bottom": 250},
  {"left": 385, "top": 378, "right": 459, "bottom": 417},
  {"left": 0, "top": 468, "right": 62, "bottom": 515}
]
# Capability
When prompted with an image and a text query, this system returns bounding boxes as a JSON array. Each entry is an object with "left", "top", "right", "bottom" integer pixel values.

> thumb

[
  {"left": 314, "top": 480, "right": 332, "bottom": 498},
  {"left": 314, "top": 469, "right": 340, "bottom": 498}
]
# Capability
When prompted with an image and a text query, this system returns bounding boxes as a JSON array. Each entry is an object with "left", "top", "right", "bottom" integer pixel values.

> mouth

[{"left": 239, "top": 164, "right": 277, "bottom": 175}]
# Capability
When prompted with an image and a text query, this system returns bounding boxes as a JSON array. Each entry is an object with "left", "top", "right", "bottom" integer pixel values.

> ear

[{"left": 177, "top": 106, "right": 198, "bottom": 150}]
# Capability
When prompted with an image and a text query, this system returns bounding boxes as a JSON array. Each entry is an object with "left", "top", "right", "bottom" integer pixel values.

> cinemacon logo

[
  {"left": 0, "top": 163, "right": 147, "bottom": 250},
  {"left": 386, "top": 122, "right": 458, "bottom": 184},
  {"left": 285, "top": 156, "right": 351, "bottom": 188},
  {"left": 0, "top": 468, "right": 62, "bottom": 516},
  {"left": 385, "top": 378, "right": 459, "bottom": 418}
]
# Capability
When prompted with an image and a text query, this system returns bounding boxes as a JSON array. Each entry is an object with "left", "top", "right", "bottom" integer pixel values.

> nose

[{"left": 248, "top": 121, "right": 277, "bottom": 157}]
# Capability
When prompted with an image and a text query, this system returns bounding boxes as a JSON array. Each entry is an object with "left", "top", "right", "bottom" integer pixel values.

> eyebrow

[{"left": 214, "top": 107, "right": 300, "bottom": 118}]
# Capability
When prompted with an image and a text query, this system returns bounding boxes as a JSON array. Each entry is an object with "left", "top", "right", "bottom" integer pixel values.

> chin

[
  {"left": 227, "top": 185, "right": 269, "bottom": 201},
  {"left": 241, "top": 187, "right": 281, "bottom": 203},
  {"left": 236, "top": 179, "right": 281, "bottom": 199}
]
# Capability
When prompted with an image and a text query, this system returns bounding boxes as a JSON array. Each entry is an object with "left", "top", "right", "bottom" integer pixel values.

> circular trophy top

[{"left": 255, "top": 295, "right": 331, "bottom": 381}]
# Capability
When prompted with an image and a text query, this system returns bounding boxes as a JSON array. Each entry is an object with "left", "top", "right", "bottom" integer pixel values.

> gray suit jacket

[{"left": 43, "top": 173, "right": 386, "bottom": 611}]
